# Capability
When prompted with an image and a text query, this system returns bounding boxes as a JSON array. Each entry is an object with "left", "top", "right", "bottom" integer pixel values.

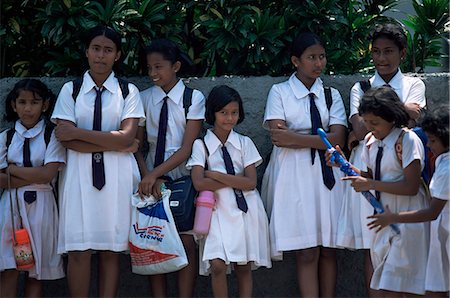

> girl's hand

[
  {"left": 55, "top": 121, "right": 77, "bottom": 141},
  {"left": 204, "top": 170, "right": 219, "bottom": 181},
  {"left": 121, "top": 138, "right": 140, "bottom": 153},
  {"left": 341, "top": 175, "right": 373, "bottom": 192},
  {"left": 367, "top": 205, "right": 395, "bottom": 232},
  {"left": 151, "top": 178, "right": 166, "bottom": 199},
  {"left": 347, "top": 131, "right": 359, "bottom": 151},
  {"left": 138, "top": 173, "right": 157, "bottom": 198},
  {"left": 270, "top": 123, "right": 294, "bottom": 147},
  {"left": 325, "top": 145, "right": 346, "bottom": 167}
]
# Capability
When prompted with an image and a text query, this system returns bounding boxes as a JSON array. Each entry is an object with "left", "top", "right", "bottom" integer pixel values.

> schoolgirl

[
  {"left": 261, "top": 32, "right": 347, "bottom": 297},
  {"left": 187, "top": 85, "right": 271, "bottom": 297},
  {"left": 0, "top": 79, "right": 64, "bottom": 297},
  {"left": 367, "top": 105, "right": 449, "bottom": 297},
  {"left": 341, "top": 23, "right": 427, "bottom": 296},
  {"left": 135, "top": 38, "right": 205, "bottom": 297},
  {"left": 341, "top": 86, "right": 429, "bottom": 296},
  {"left": 51, "top": 25, "right": 145, "bottom": 297}
]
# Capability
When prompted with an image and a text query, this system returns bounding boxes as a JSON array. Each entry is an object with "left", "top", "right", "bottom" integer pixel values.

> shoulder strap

[
  {"left": 183, "top": 86, "right": 194, "bottom": 117},
  {"left": 395, "top": 129, "right": 407, "bottom": 167},
  {"left": 117, "top": 77, "right": 130, "bottom": 99},
  {"left": 6, "top": 128, "right": 14, "bottom": 149},
  {"left": 72, "top": 77, "right": 130, "bottom": 101},
  {"left": 44, "top": 123, "right": 55, "bottom": 146},
  {"left": 323, "top": 86, "right": 332, "bottom": 111},
  {"left": 72, "top": 77, "right": 83, "bottom": 102},
  {"left": 359, "top": 80, "right": 371, "bottom": 93},
  {"left": 200, "top": 137, "right": 210, "bottom": 170}
]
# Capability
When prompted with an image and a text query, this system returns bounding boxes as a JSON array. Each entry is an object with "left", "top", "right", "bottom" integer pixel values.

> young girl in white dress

[
  {"left": 187, "top": 85, "right": 271, "bottom": 297},
  {"left": 367, "top": 105, "right": 449, "bottom": 297},
  {"left": 261, "top": 32, "right": 347, "bottom": 297},
  {"left": 338, "top": 86, "right": 429, "bottom": 296},
  {"left": 51, "top": 26, "right": 144, "bottom": 297},
  {"left": 134, "top": 38, "right": 205, "bottom": 297},
  {"left": 0, "top": 79, "right": 65, "bottom": 297},
  {"left": 342, "top": 23, "right": 426, "bottom": 296}
]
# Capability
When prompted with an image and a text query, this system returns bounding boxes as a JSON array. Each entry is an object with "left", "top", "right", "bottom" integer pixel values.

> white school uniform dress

[
  {"left": 140, "top": 79, "right": 205, "bottom": 180},
  {"left": 362, "top": 128, "right": 429, "bottom": 295},
  {"left": 261, "top": 74, "right": 347, "bottom": 260},
  {"left": 425, "top": 151, "right": 449, "bottom": 292},
  {"left": 186, "top": 129, "right": 271, "bottom": 275},
  {"left": 0, "top": 119, "right": 65, "bottom": 280},
  {"left": 51, "top": 71, "right": 145, "bottom": 253},
  {"left": 338, "top": 69, "right": 426, "bottom": 249}
]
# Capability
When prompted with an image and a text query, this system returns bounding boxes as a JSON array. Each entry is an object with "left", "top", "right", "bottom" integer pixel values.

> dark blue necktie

[
  {"left": 154, "top": 96, "right": 169, "bottom": 168},
  {"left": 23, "top": 137, "right": 32, "bottom": 167},
  {"left": 92, "top": 87, "right": 105, "bottom": 190},
  {"left": 221, "top": 145, "right": 248, "bottom": 213},
  {"left": 374, "top": 145, "right": 383, "bottom": 201},
  {"left": 309, "top": 93, "right": 335, "bottom": 190}
]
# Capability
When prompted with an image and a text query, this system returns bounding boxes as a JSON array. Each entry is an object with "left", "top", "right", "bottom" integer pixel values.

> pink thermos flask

[{"left": 193, "top": 191, "right": 216, "bottom": 235}]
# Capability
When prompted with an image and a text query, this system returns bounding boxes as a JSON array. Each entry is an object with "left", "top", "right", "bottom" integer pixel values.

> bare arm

[
  {"left": 204, "top": 163, "right": 257, "bottom": 191},
  {"left": 191, "top": 165, "right": 228, "bottom": 191},
  {"left": 138, "top": 119, "right": 203, "bottom": 197},
  {"left": 55, "top": 118, "right": 139, "bottom": 152},
  {"left": 0, "top": 172, "right": 31, "bottom": 188},
  {"left": 268, "top": 119, "right": 346, "bottom": 150},
  {"left": 367, "top": 198, "right": 447, "bottom": 232},
  {"left": 7, "top": 163, "right": 61, "bottom": 185},
  {"left": 134, "top": 126, "right": 149, "bottom": 177},
  {"left": 343, "top": 159, "right": 421, "bottom": 196}
]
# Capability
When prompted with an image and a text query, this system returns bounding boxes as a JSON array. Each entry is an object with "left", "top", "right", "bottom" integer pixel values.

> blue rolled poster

[{"left": 317, "top": 128, "right": 400, "bottom": 234}]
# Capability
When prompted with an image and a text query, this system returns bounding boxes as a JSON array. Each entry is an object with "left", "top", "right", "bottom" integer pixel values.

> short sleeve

[
  {"left": 0, "top": 130, "right": 8, "bottom": 170},
  {"left": 186, "top": 89, "right": 206, "bottom": 120},
  {"left": 44, "top": 131, "right": 66, "bottom": 165},
  {"left": 186, "top": 139, "right": 207, "bottom": 170},
  {"left": 242, "top": 136, "right": 262, "bottom": 168},
  {"left": 328, "top": 88, "right": 347, "bottom": 127},
  {"left": 400, "top": 131, "right": 424, "bottom": 170},
  {"left": 429, "top": 157, "right": 449, "bottom": 201},
  {"left": 349, "top": 82, "right": 364, "bottom": 118},
  {"left": 263, "top": 85, "right": 285, "bottom": 128},
  {"left": 121, "top": 83, "right": 145, "bottom": 122},
  {"left": 51, "top": 82, "right": 76, "bottom": 124},
  {"left": 404, "top": 78, "right": 426, "bottom": 108}
]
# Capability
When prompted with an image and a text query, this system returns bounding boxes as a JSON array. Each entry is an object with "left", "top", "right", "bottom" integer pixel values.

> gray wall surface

[{"left": 1, "top": 74, "right": 449, "bottom": 297}]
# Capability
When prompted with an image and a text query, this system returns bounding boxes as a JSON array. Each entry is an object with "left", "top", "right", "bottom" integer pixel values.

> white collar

[
  {"left": 366, "top": 127, "right": 403, "bottom": 149},
  {"left": 435, "top": 151, "right": 449, "bottom": 167},
  {"left": 81, "top": 71, "right": 118, "bottom": 95},
  {"left": 152, "top": 79, "right": 185, "bottom": 106},
  {"left": 288, "top": 73, "right": 324, "bottom": 99},
  {"left": 204, "top": 129, "right": 241, "bottom": 155},
  {"left": 15, "top": 119, "right": 45, "bottom": 139},
  {"left": 373, "top": 69, "right": 404, "bottom": 90}
]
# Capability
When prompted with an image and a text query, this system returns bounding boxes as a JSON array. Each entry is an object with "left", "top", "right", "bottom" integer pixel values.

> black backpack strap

[
  {"left": 73, "top": 77, "right": 129, "bottom": 101},
  {"left": 324, "top": 86, "right": 332, "bottom": 111},
  {"left": 117, "top": 77, "right": 130, "bottom": 99},
  {"left": 44, "top": 122, "right": 55, "bottom": 146},
  {"left": 183, "top": 86, "right": 194, "bottom": 117},
  {"left": 72, "top": 77, "right": 83, "bottom": 102},
  {"left": 6, "top": 128, "right": 14, "bottom": 149},
  {"left": 200, "top": 137, "right": 210, "bottom": 170},
  {"left": 359, "top": 80, "right": 371, "bottom": 93}
]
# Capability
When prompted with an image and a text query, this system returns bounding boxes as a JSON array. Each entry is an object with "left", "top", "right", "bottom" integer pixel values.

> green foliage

[
  {"left": 402, "top": 0, "right": 449, "bottom": 72},
  {"left": 0, "top": 0, "right": 447, "bottom": 77}
]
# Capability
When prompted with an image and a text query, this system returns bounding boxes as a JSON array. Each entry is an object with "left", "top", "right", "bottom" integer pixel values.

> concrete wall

[{"left": 1, "top": 74, "right": 449, "bottom": 297}]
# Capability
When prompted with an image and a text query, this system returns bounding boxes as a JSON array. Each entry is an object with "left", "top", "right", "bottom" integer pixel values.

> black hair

[
  {"left": 370, "top": 23, "right": 407, "bottom": 51},
  {"left": 4, "top": 79, "right": 56, "bottom": 122},
  {"left": 420, "top": 105, "right": 449, "bottom": 148},
  {"left": 291, "top": 32, "right": 324, "bottom": 58},
  {"left": 84, "top": 25, "right": 122, "bottom": 73},
  {"left": 145, "top": 39, "right": 193, "bottom": 75},
  {"left": 358, "top": 86, "right": 409, "bottom": 127},
  {"left": 205, "top": 85, "right": 245, "bottom": 126},
  {"left": 85, "top": 25, "right": 122, "bottom": 52}
]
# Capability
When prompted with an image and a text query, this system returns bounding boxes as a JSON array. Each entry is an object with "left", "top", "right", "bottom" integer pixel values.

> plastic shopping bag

[{"left": 129, "top": 189, "right": 188, "bottom": 275}]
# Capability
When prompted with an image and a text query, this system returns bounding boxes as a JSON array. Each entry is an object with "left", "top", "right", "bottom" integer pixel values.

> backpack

[
  {"left": 71, "top": 76, "right": 130, "bottom": 101},
  {"left": 359, "top": 79, "right": 371, "bottom": 93}
]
